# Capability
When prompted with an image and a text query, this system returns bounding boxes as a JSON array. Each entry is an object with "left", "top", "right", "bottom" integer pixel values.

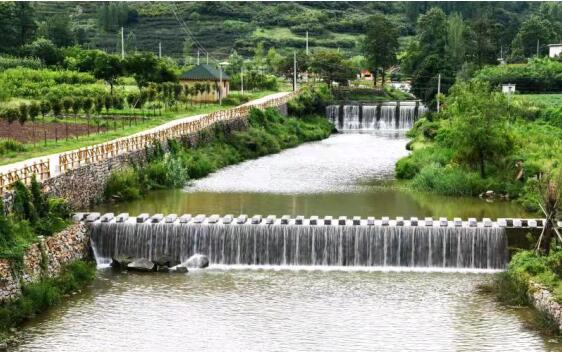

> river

[
  {"left": 19, "top": 131, "right": 559, "bottom": 351},
  {"left": 95, "top": 131, "right": 529, "bottom": 219}
]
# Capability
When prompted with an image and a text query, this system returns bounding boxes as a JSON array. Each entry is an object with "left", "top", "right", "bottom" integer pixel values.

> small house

[
  {"left": 547, "top": 44, "right": 562, "bottom": 58},
  {"left": 179, "top": 64, "right": 230, "bottom": 103},
  {"left": 358, "top": 69, "right": 373, "bottom": 81},
  {"left": 502, "top": 84, "right": 516, "bottom": 94}
]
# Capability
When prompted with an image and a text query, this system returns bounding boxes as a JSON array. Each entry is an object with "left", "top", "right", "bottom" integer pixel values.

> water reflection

[
  {"left": 95, "top": 132, "right": 530, "bottom": 219},
  {"left": 17, "top": 269, "right": 561, "bottom": 351}
]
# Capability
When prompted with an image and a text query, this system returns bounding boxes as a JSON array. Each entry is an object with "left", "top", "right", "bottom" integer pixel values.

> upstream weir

[
  {"left": 75, "top": 213, "right": 551, "bottom": 271},
  {"left": 326, "top": 101, "right": 427, "bottom": 131}
]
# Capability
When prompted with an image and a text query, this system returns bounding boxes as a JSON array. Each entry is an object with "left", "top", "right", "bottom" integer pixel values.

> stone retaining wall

[
  {"left": 42, "top": 117, "right": 249, "bottom": 210},
  {"left": 0, "top": 223, "right": 90, "bottom": 303},
  {"left": 529, "top": 281, "right": 562, "bottom": 332}
]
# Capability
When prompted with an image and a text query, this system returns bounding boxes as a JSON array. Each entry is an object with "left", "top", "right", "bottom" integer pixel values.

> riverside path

[{"left": 0, "top": 91, "right": 292, "bottom": 188}]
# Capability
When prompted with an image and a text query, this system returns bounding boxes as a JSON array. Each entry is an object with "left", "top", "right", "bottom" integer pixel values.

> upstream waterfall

[
  {"left": 89, "top": 220, "right": 508, "bottom": 270},
  {"left": 326, "top": 102, "right": 427, "bottom": 131}
]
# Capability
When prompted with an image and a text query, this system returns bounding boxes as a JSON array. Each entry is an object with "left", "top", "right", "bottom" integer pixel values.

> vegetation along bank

[
  {"left": 0, "top": 176, "right": 96, "bottom": 346},
  {"left": 104, "top": 85, "right": 333, "bottom": 202}
]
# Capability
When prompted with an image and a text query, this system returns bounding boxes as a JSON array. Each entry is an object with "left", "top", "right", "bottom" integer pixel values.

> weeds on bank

[
  {"left": 104, "top": 107, "right": 333, "bottom": 201},
  {"left": 0, "top": 260, "right": 96, "bottom": 336}
]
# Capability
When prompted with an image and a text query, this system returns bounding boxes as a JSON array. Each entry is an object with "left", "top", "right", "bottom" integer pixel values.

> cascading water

[
  {"left": 326, "top": 101, "right": 426, "bottom": 131},
  {"left": 341, "top": 105, "right": 361, "bottom": 130},
  {"left": 379, "top": 103, "right": 396, "bottom": 130},
  {"left": 89, "top": 220, "right": 508, "bottom": 270},
  {"left": 362, "top": 105, "right": 378, "bottom": 129}
]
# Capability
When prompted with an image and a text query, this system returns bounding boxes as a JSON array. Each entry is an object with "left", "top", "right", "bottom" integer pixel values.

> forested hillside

[{"left": 2, "top": 1, "right": 555, "bottom": 61}]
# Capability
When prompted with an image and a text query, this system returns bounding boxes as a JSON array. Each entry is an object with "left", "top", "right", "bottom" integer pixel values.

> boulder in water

[
  {"left": 157, "top": 265, "right": 170, "bottom": 273},
  {"left": 153, "top": 255, "right": 179, "bottom": 267},
  {"left": 170, "top": 265, "right": 188, "bottom": 273},
  {"left": 127, "top": 258, "right": 156, "bottom": 272},
  {"left": 183, "top": 254, "right": 209, "bottom": 269},
  {"left": 111, "top": 256, "right": 135, "bottom": 270}
]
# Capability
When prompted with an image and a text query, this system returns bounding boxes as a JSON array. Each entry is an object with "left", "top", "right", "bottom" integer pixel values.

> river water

[
  {"left": 95, "top": 132, "right": 529, "bottom": 219},
  {"left": 19, "top": 131, "right": 558, "bottom": 351}
]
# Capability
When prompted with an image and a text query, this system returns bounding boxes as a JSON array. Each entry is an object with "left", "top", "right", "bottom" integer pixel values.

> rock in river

[
  {"left": 127, "top": 258, "right": 156, "bottom": 272},
  {"left": 184, "top": 254, "right": 209, "bottom": 269},
  {"left": 111, "top": 256, "right": 135, "bottom": 270}
]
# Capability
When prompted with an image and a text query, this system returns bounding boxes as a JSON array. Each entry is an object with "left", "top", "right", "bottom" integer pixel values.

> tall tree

[
  {"left": 404, "top": 7, "right": 452, "bottom": 106},
  {"left": 362, "top": 14, "right": 399, "bottom": 86},
  {"left": 446, "top": 13, "right": 470, "bottom": 70},
  {"left": 511, "top": 15, "right": 556, "bottom": 60},
  {"left": 310, "top": 49, "right": 355, "bottom": 87},
  {"left": 14, "top": 2, "right": 36, "bottom": 47},
  {"left": 93, "top": 52, "right": 123, "bottom": 95},
  {"left": 469, "top": 15, "right": 499, "bottom": 67},
  {"left": 38, "top": 15, "right": 74, "bottom": 47},
  {"left": 439, "top": 81, "right": 513, "bottom": 178}
]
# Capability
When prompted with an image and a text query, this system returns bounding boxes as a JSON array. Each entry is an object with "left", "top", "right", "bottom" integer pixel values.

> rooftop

[{"left": 179, "top": 64, "right": 230, "bottom": 81}]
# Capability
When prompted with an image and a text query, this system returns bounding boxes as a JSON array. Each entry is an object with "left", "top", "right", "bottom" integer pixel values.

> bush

[
  {"left": 0, "top": 56, "right": 42, "bottom": 71},
  {"left": 104, "top": 167, "right": 141, "bottom": 200},
  {"left": 410, "top": 164, "right": 493, "bottom": 196},
  {"left": 0, "top": 139, "right": 26, "bottom": 156},
  {"left": 288, "top": 84, "right": 332, "bottom": 117},
  {"left": 0, "top": 260, "right": 95, "bottom": 332},
  {"left": 474, "top": 58, "right": 562, "bottom": 93},
  {"left": 104, "top": 107, "right": 332, "bottom": 201}
]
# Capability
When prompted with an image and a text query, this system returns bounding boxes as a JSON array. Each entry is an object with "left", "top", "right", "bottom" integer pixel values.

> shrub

[
  {"left": 410, "top": 164, "right": 492, "bottom": 196},
  {"left": 104, "top": 107, "right": 332, "bottom": 201},
  {"left": 0, "top": 260, "right": 95, "bottom": 332},
  {"left": 288, "top": 84, "right": 332, "bottom": 117},
  {"left": 104, "top": 167, "right": 141, "bottom": 200},
  {"left": 474, "top": 58, "right": 562, "bottom": 93},
  {"left": 0, "top": 139, "right": 26, "bottom": 156}
]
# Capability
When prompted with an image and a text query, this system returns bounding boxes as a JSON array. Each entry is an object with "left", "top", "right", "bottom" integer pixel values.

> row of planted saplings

[{"left": 0, "top": 82, "right": 219, "bottom": 145}]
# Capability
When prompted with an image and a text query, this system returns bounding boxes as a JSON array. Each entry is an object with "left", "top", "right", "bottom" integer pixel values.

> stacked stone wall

[{"left": 0, "top": 223, "right": 90, "bottom": 302}]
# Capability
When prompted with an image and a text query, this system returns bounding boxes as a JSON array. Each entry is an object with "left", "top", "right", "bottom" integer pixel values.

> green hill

[{"left": 29, "top": 1, "right": 539, "bottom": 61}]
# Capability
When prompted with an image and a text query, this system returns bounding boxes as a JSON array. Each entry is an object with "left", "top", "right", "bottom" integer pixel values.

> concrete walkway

[{"left": 0, "top": 91, "right": 291, "bottom": 177}]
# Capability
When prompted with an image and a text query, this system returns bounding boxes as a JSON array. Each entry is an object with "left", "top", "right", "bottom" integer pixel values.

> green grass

[
  {"left": 0, "top": 90, "right": 280, "bottom": 166},
  {"left": 518, "top": 94, "right": 562, "bottom": 108},
  {"left": 0, "top": 260, "right": 96, "bottom": 341}
]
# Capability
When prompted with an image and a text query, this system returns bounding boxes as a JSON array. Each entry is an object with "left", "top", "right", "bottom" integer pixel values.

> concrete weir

[{"left": 76, "top": 213, "right": 551, "bottom": 270}]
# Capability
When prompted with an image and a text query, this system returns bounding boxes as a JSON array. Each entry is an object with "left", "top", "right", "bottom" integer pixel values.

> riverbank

[
  {"left": 0, "top": 220, "right": 95, "bottom": 347},
  {"left": 395, "top": 81, "right": 562, "bottom": 214},
  {"left": 480, "top": 249, "right": 562, "bottom": 336},
  {"left": 103, "top": 87, "right": 333, "bottom": 202}
]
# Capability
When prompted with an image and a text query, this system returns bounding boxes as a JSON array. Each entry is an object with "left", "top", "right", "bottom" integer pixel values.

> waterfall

[
  {"left": 341, "top": 105, "right": 361, "bottom": 130},
  {"left": 326, "top": 102, "right": 426, "bottom": 131},
  {"left": 379, "top": 103, "right": 396, "bottom": 130},
  {"left": 89, "top": 220, "right": 508, "bottom": 270},
  {"left": 362, "top": 105, "right": 377, "bottom": 129}
]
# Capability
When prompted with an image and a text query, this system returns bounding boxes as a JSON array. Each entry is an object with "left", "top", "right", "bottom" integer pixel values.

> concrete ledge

[{"left": 75, "top": 213, "right": 552, "bottom": 228}]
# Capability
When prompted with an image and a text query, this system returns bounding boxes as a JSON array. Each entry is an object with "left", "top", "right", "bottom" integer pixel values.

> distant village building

[
  {"left": 547, "top": 44, "right": 562, "bottom": 58},
  {"left": 502, "top": 84, "right": 516, "bottom": 94},
  {"left": 358, "top": 69, "right": 373, "bottom": 81},
  {"left": 179, "top": 64, "right": 230, "bottom": 102}
]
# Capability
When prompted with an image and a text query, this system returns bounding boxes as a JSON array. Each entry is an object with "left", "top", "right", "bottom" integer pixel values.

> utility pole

[
  {"left": 536, "top": 39, "right": 540, "bottom": 57},
  {"left": 197, "top": 49, "right": 200, "bottom": 65},
  {"left": 293, "top": 51, "right": 297, "bottom": 92},
  {"left": 120, "top": 27, "right": 125, "bottom": 59},
  {"left": 219, "top": 65, "right": 223, "bottom": 106},
  {"left": 158, "top": 41, "right": 162, "bottom": 58},
  {"left": 306, "top": 31, "right": 309, "bottom": 55},
  {"left": 436, "top": 73, "right": 441, "bottom": 113},
  {"left": 206, "top": 53, "right": 209, "bottom": 65},
  {"left": 241, "top": 65, "right": 244, "bottom": 95}
]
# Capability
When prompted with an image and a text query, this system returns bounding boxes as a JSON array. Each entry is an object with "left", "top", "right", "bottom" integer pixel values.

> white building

[
  {"left": 548, "top": 44, "right": 562, "bottom": 58},
  {"left": 502, "top": 84, "right": 516, "bottom": 94}
]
